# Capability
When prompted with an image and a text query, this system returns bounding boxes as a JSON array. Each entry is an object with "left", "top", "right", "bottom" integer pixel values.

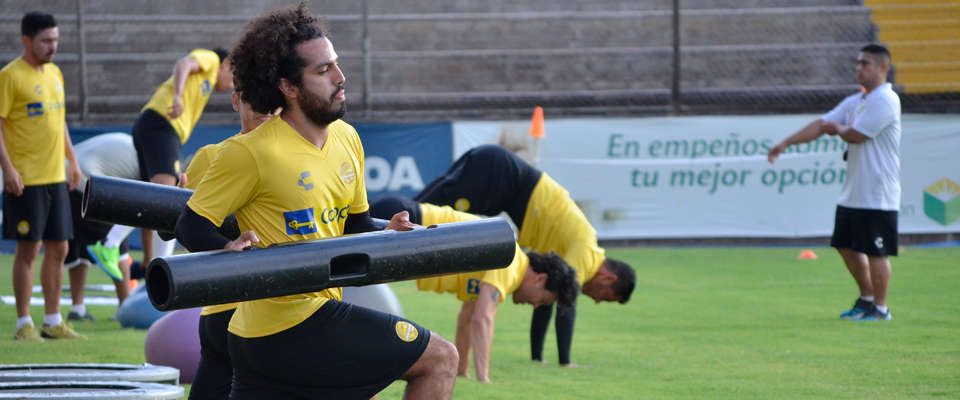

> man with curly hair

[
  {"left": 175, "top": 3, "right": 458, "bottom": 399},
  {"left": 411, "top": 202, "right": 579, "bottom": 383}
]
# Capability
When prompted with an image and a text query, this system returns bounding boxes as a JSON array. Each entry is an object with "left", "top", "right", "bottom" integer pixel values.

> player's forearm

[
  {"left": 175, "top": 205, "right": 230, "bottom": 252},
  {"left": 63, "top": 124, "right": 79, "bottom": 165},
  {"left": 834, "top": 124, "right": 868, "bottom": 144},
  {"left": 780, "top": 119, "right": 826, "bottom": 146},
  {"left": 470, "top": 313, "right": 495, "bottom": 382},
  {"left": 171, "top": 57, "right": 198, "bottom": 97},
  {"left": 0, "top": 125, "right": 14, "bottom": 171},
  {"left": 455, "top": 303, "right": 474, "bottom": 375}
]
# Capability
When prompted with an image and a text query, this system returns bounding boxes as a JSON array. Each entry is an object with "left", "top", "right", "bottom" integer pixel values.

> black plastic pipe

[{"left": 146, "top": 218, "right": 515, "bottom": 311}]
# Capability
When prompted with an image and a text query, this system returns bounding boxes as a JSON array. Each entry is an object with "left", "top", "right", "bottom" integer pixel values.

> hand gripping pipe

[
  {"left": 145, "top": 218, "right": 516, "bottom": 311},
  {"left": 81, "top": 175, "right": 391, "bottom": 240}
]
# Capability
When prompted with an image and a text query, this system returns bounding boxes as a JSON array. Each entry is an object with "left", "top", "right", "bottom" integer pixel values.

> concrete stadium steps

[{"left": 865, "top": 0, "right": 960, "bottom": 94}]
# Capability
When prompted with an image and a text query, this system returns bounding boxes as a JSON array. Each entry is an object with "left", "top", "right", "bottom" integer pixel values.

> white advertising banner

[{"left": 453, "top": 114, "right": 960, "bottom": 239}]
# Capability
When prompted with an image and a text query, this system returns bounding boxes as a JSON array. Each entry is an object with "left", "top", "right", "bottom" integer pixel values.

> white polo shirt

[{"left": 821, "top": 83, "right": 901, "bottom": 211}]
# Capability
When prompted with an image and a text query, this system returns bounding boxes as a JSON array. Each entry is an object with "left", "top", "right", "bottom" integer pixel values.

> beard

[{"left": 298, "top": 84, "right": 346, "bottom": 128}]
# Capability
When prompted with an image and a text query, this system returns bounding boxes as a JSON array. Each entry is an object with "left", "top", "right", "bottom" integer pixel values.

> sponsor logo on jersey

[
  {"left": 454, "top": 198, "right": 470, "bottom": 212},
  {"left": 284, "top": 208, "right": 317, "bottom": 235},
  {"left": 17, "top": 221, "right": 29, "bottom": 236},
  {"left": 924, "top": 178, "right": 960, "bottom": 226},
  {"left": 395, "top": 321, "right": 419, "bottom": 342},
  {"left": 201, "top": 80, "right": 211, "bottom": 97},
  {"left": 340, "top": 163, "right": 356, "bottom": 185},
  {"left": 298, "top": 171, "right": 314, "bottom": 191},
  {"left": 26, "top": 102, "right": 44, "bottom": 116},
  {"left": 466, "top": 278, "right": 481, "bottom": 295}
]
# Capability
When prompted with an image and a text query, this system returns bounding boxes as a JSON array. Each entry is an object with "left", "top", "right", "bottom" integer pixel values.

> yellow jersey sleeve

[
  {"left": 339, "top": 121, "right": 369, "bottom": 214},
  {"left": 480, "top": 246, "right": 527, "bottom": 302},
  {"left": 184, "top": 136, "right": 233, "bottom": 190},
  {"left": 0, "top": 63, "right": 18, "bottom": 119},
  {"left": 186, "top": 138, "right": 260, "bottom": 227}
]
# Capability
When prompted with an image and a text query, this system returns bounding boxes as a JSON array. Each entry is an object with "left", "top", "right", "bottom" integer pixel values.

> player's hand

[
  {"left": 225, "top": 230, "right": 259, "bottom": 251},
  {"left": 67, "top": 163, "right": 83, "bottom": 191},
  {"left": 167, "top": 96, "right": 184, "bottom": 119},
  {"left": 386, "top": 211, "right": 419, "bottom": 232},
  {"left": 2, "top": 166, "right": 23, "bottom": 196},
  {"left": 177, "top": 173, "right": 187, "bottom": 189},
  {"left": 767, "top": 142, "right": 788, "bottom": 164}
]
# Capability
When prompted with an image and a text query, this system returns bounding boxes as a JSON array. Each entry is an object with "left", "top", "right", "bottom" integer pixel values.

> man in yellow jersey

[
  {"left": 0, "top": 12, "right": 85, "bottom": 341},
  {"left": 107, "top": 44, "right": 234, "bottom": 270},
  {"left": 390, "top": 144, "right": 636, "bottom": 367},
  {"left": 175, "top": 4, "right": 459, "bottom": 399},
  {"left": 410, "top": 203, "right": 579, "bottom": 383},
  {"left": 183, "top": 90, "right": 277, "bottom": 400}
]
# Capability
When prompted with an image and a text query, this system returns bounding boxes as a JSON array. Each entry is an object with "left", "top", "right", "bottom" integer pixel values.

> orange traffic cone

[
  {"left": 529, "top": 106, "right": 544, "bottom": 138},
  {"left": 798, "top": 250, "right": 818, "bottom": 260}
]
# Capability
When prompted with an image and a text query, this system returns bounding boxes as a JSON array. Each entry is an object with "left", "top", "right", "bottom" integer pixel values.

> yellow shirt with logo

[
  {"left": 183, "top": 133, "right": 239, "bottom": 316},
  {"left": 518, "top": 173, "right": 605, "bottom": 285},
  {"left": 187, "top": 117, "right": 368, "bottom": 338},
  {"left": 142, "top": 49, "right": 220, "bottom": 145},
  {"left": 416, "top": 203, "right": 526, "bottom": 302},
  {"left": 0, "top": 58, "right": 66, "bottom": 185}
]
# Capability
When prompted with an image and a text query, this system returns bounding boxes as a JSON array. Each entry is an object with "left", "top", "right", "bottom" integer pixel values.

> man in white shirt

[{"left": 768, "top": 44, "right": 900, "bottom": 322}]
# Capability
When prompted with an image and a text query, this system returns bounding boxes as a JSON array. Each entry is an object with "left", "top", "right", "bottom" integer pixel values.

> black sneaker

[
  {"left": 851, "top": 306, "right": 892, "bottom": 322},
  {"left": 840, "top": 298, "right": 873, "bottom": 320},
  {"left": 67, "top": 311, "right": 97, "bottom": 322}
]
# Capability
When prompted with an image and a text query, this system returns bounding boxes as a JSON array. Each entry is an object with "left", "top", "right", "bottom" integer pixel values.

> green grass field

[{"left": 1, "top": 246, "right": 958, "bottom": 399}]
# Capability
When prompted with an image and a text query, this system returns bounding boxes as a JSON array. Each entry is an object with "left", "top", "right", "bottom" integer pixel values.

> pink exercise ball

[{"left": 144, "top": 307, "right": 201, "bottom": 384}]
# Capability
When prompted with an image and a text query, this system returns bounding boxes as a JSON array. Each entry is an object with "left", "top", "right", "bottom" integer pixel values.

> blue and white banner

[{"left": 454, "top": 115, "right": 960, "bottom": 239}]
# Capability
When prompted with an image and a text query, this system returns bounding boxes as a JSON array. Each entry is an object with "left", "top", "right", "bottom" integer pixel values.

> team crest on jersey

[
  {"left": 395, "top": 321, "right": 419, "bottom": 342},
  {"left": 454, "top": 198, "right": 470, "bottom": 212},
  {"left": 17, "top": 221, "right": 29, "bottom": 236},
  {"left": 339, "top": 163, "right": 356, "bottom": 185},
  {"left": 201, "top": 80, "right": 211, "bottom": 97},
  {"left": 26, "top": 102, "right": 44, "bottom": 116},
  {"left": 284, "top": 208, "right": 317, "bottom": 235},
  {"left": 466, "top": 278, "right": 481, "bottom": 295}
]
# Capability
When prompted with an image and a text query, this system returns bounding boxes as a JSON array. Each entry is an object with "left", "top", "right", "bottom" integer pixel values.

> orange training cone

[
  {"left": 798, "top": 250, "right": 818, "bottom": 260},
  {"left": 129, "top": 279, "right": 139, "bottom": 290},
  {"left": 529, "top": 106, "right": 545, "bottom": 138}
]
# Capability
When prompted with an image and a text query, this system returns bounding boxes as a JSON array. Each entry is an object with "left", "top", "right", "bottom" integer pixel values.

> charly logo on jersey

[
  {"left": 201, "top": 80, "right": 211, "bottom": 97},
  {"left": 874, "top": 236, "right": 883, "bottom": 249},
  {"left": 34, "top": 85, "right": 42, "bottom": 94},
  {"left": 339, "top": 163, "right": 356, "bottom": 185},
  {"left": 17, "top": 221, "right": 29, "bottom": 236},
  {"left": 395, "top": 321, "right": 419, "bottom": 342},
  {"left": 923, "top": 178, "right": 960, "bottom": 226},
  {"left": 26, "top": 102, "right": 44, "bottom": 116},
  {"left": 454, "top": 198, "right": 470, "bottom": 212},
  {"left": 284, "top": 208, "right": 317, "bottom": 235},
  {"left": 466, "top": 278, "right": 481, "bottom": 295},
  {"left": 298, "top": 171, "right": 314, "bottom": 191}
]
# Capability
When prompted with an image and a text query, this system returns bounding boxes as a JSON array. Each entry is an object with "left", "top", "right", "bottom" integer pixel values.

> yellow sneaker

[
  {"left": 41, "top": 322, "right": 88, "bottom": 339},
  {"left": 14, "top": 323, "right": 44, "bottom": 342}
]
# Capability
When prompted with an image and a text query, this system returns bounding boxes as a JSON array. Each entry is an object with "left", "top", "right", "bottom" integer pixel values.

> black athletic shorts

[
  {"left": 2, "top": 182, "right": 72, "bottom": 241},
  {"left": 228, "top": 300, "right": 431, "bottom": 400},
  {"left": 64, "top": 190, "right": 129, "bottom": 268},
  {"left": 830, "top": 205, "right": 899, "bottom": 257},
  {"left": 414, "top": 144, "right": 541, "bottom": 230},
  {"left": 190, "top": 309, "right": 235, "bottom": 400},
  {"left": 369, "top": 193, "right": 423, "bottom": 225},
  {"left": 132, "top": 109, "right": 181, "bottom": 181}
]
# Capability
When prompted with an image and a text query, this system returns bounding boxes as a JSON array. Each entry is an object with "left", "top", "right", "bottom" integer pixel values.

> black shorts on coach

[
  {"left": 228, "top": 300, "right": 430, "bottom": 400},
  {"left": 132, "top": 109, "right": 182, "bottom": 181},
  {"left": 2, "top": 182, "right": 72, "bottom": 242},
  {"left": 830, "top": 205, "right": 899, "bottom": 257},
  {"left": 414, "top": 144, "right": 541, "bottom": 229},
  {"left": 190, "top": 309, "right": 235, "bottom": 400}
]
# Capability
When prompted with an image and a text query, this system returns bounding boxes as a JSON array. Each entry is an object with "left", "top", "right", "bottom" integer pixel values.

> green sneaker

[
  {"left": 87, "top": 241, "right": 122, "bottom": 281},
  {"left": 41, "top": 322, "right": 88, "bottom": 339},
  {"left": 14, "top": 323, "right": 44, "bottom": 342}
]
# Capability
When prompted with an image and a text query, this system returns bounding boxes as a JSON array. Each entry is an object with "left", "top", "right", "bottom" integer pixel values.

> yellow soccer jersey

[
  {"left": 0, "top": 58, "right": 66, "bottom": 185},
  {"left": 518, "top": 173, "right": 605, "bottom": 285},
  {"left": 416, "top": 202, "right": 525, "bottom": 302},
  {"left": 187, "top": 117, "right": 369, "bottom": 338},
  {"left": 142, "top": 49, "right": 221, "bottom": 145},
  {"left": 183, "top": 134, "right": 236, "bottom": 190},
  {"left": 185, "top": 133, "right": 239, "bottom": 316}
]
